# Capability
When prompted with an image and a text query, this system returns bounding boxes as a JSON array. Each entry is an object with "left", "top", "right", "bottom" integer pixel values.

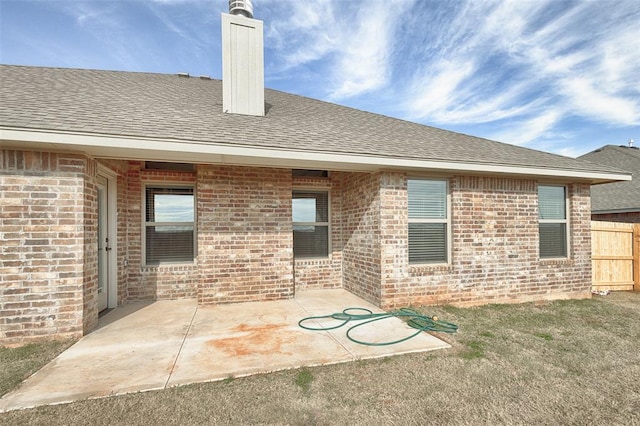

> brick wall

[
  {"left": 292, "top": 173, "right": 342, "bottom": 291},
  {"left": 0, "top": 150, "right": 93, "bottom": 345},
  {"left": 378, "top": 175, "right": 593, "bottom": 309},
  {"left": 123, "top": 162, "right": 199, "bottom": 301},
  {"left": 198, "top": 165, "right": 294, "bottom": 304},
  {"left": 82, "top": 159, "right": 99, "bottom": 334},
  {"left": 341, "top": 172, "right": 382, "bottom": 305}
]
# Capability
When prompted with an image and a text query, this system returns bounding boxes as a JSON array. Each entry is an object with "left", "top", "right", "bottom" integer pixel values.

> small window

[
  {"left": 538, "top": 185, "right": 568, "bottom": 258},
  {"left": 144, "top": 186, "right": 195, "bottom": 265},
  {"left": 408, "top": 179, "right": 449, "bottom": 264},
  {"left": 292, "top": 190, "right": 329, "bottom": 258}
]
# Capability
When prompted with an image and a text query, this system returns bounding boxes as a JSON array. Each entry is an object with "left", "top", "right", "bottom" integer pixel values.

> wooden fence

[{"left": 591, "top": 221, "right": 640, "bottom": 291}]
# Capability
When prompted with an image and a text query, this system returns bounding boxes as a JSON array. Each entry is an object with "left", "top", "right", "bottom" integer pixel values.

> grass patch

[
  {"left": 533, "top": 332, "right": 553, "bottom": 341},
  {"left": 0, "top": 339, "right": 75, "bottom": 397},
  {"left": 461, "top": 340, "right": 485, "bottom": 360},
  {"left": 294, "top": 369, "right": 314, "bottom": 393},
  {"left": 2, "top": 292, "right": 639, "bottom": 425}
]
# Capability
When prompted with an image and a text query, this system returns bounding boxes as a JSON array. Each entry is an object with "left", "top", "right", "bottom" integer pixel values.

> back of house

[{"left": 0, "top": 3, "right": 630, "bottom": 345}]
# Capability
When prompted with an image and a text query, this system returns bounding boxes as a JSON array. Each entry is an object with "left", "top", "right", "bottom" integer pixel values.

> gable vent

[{"left": 229, "top": 0, "right": 253, "bottom": 18}]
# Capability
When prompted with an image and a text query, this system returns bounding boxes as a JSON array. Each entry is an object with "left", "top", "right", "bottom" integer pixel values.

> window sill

[
  {"left": 539, "top": 258, "right": 573, "bottom": 266},
  {"left": 409, "top": 263, "right": 453, "bottom": 275},
  {"left": 295, "top": 257, "right": 332, "bottom": 265},
  {"left": 142, "top": 262, "right": 197, "bottom": 270}
]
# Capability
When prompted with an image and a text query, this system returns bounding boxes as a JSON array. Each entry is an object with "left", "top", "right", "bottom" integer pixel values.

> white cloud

[
  {"left": 405, "top": 60, "right": 476, "bottom": 119},
  {"left": 265, "top": 0, "right": 416, "bottom": 99},
  {"left": 561, "top": 77, "right": 638, "bottom": 126},
  {"left": 266, "top": 0, "right": 339, "bottom": 69},
  {"left": 488, "top": 109, "right": 563, "bottom": 147},
  {"left": 327, "top": 0, "right": 410, "bottom": 99},
  {"left": 398, "top": 0, "right": 640, "bottom": 150}
]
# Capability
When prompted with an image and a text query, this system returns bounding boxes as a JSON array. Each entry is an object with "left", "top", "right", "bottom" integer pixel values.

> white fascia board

[{"left": 0, "top": 127, "right": 632, "bottom": 183}]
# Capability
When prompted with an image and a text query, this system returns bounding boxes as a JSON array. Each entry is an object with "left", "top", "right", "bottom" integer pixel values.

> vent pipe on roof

[
  {"left": 229, "top": 0, "right": 253, "bottom": 18},
  {"left": 222, "top": 0, "right": 264, "bottom": 116}
]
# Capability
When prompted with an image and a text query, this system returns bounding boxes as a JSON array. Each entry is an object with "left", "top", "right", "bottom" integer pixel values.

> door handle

[{"left": 106, "top": 247, "right": 112, "bottom": 251}]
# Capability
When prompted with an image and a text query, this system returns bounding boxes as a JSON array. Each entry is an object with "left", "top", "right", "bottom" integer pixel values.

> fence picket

[{"left": 591, "top": 221, "right": 637, "bottom": 291}]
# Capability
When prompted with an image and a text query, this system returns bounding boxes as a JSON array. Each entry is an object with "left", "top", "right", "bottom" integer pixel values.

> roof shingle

[
  {"left": 0, "top": 64, "right": 626, "bottom": 176},
  {"left": 579, "top": 145, "right": 640, "bottom": 212}
]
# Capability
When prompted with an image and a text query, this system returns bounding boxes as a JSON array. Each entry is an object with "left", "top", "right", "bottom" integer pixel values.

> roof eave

[
  {"left": 592, "top": 208, "right": 640, "bottom": 215},
  {"left": 1, "top": 127, "right": 632, "bottom": 184}
]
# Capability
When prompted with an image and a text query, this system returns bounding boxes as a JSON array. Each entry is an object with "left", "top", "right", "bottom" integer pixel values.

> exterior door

[{"left": 97, "top": 176, "right": 110, "bottom": 312}]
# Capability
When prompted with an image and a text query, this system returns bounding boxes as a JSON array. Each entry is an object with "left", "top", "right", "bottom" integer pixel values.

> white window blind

[
  {"left": 145, "top": 187, "right": 195, "bottom": 265},
  {"left": 538, "top": 185, "right": 568, "bottom": 258},
  {"left": 292, "top": 190, "right": 329, "bottom": 258},
  {"left": 408, "top": 179, "right": 449, "bottom": 264}
]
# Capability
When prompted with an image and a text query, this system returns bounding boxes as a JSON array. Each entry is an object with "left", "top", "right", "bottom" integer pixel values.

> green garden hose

[{"left": 298, "top": 307, "right": 457, "bottom": 346}]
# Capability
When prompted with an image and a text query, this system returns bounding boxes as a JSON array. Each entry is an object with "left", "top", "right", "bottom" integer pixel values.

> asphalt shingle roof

[
  {"left": 0, "top": 64, "right": 626, "bottom": 176},
  {"left": 579, "top": 145, "right": 640, "bottom": 212}
]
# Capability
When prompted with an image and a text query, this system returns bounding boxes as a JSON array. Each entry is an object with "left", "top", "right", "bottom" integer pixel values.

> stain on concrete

[{"left": 207, "top": 323, "right": 294, "bottom": 356}]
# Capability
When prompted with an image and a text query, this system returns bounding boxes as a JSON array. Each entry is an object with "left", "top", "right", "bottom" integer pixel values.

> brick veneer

[
  {"left": 1, "top": 150, "right": 97, "bottom": 345},
  {"left": 341, "top": 172, "right": 382, "bottom": 305},
  {"left": 197, "top": 165, "right": 294, "bottom": 304},
  {"left": 292, "top": 173, "right": 343, "bottom": 291},
  {"left": 124, "top": 162, "right": 199, "bottom": 301},
  {"left": 377, "top": 175, "right": 592, "bottom": 308}
]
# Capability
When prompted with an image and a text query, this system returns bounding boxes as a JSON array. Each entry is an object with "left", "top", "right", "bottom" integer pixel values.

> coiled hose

[{"left": 298, "top": 307, "right": 457, "bottom": 346}]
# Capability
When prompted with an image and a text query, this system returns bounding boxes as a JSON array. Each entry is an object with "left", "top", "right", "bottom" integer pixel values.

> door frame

[{"left": 97, "top": 165, "right": 118, "bottom": 309}]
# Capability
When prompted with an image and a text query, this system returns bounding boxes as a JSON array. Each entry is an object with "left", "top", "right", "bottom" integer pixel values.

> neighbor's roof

[
  {"left": 579, "top": 145, "right": 640, "bottom": 212},
  {"left": 0, "top": 64, "right": 630, "bottom": 183}
]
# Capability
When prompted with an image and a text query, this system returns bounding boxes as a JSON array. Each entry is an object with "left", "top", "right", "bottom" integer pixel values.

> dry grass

[
  {"left": 2, "top": 292, "right": 639, "bottom": 425},
  {"left": 0, "top": 339, "right": 74, "bottom": 398}
]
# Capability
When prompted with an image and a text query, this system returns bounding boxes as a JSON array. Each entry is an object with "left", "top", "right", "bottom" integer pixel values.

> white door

[{"left": 97, "top": 176, "right": 110, "bottom": 312}]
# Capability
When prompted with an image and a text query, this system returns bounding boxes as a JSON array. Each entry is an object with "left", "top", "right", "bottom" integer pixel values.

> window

[
  {"left": 144, "top": 186, "right": 195, "bottom": 265},
  {"left": 538, "top": 185, "right": 568, "bottom": 258},
  {"left": 292, "top": 190, "right": 329, "bottom": 258},
  {"left": 408, "top": 179, "right": 449, "bottom": 264}
]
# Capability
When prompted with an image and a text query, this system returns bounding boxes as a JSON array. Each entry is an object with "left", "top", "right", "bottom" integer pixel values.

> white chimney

[{"left": 222, "top": 0, "right": 265, "bottom": 116}]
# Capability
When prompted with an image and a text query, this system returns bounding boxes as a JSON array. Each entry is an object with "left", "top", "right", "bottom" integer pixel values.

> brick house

[
  {"left": 0, "top": 11, "right": 630, "bottom": 345},
  {"left": 579, "top": 144, "right": 640, "bottom": 223}
]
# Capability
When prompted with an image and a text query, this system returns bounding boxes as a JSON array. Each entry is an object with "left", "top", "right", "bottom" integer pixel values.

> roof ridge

[{"left": 0, "top": 63, "right": 186, "bottom": 78}]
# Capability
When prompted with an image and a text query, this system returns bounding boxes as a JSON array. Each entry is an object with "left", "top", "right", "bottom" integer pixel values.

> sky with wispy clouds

[{"left": 1, "top": 0, "right": 638, "bottom": 157}]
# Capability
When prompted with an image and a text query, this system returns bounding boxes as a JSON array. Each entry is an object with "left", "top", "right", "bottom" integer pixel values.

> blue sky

[{"left": 1, "top": 0, "right": 639, "bottom": 158}]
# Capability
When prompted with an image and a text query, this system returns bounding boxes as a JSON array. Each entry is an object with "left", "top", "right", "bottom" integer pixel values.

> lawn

[
  {"left": 0, "top": 339, "right": 74, "bottom": 398},
  {"left": 2, "top": 292, "right": 639, "bottom": 425}
]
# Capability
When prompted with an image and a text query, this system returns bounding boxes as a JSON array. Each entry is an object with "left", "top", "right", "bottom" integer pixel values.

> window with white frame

[
  {"left": 292, "top": 190, "right": 329, "bottom": 258},
  {"left": 408, "top": 179, "right": 449, "bottom": 264},
  {"left": 144, "top": 186, "right": 195, "bottom": 265},
  {"left": 538, "top": 185, "right": 568, "bottom": 258}
]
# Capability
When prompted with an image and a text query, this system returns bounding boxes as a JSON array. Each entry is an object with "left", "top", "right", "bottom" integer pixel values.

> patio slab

[{"left": 0, "top": 289, "right": 449, "bottom": 412}]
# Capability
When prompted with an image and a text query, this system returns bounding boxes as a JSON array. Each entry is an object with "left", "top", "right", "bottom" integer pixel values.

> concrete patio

[{"left": 0, "top": 289, "right": 450, "bottom": 412}]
